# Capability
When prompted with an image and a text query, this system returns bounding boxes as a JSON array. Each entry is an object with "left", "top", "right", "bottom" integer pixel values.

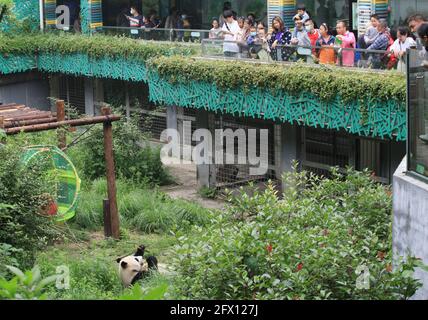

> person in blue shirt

[{"left": 367, "top": 19, "right": 390, "bottom": 69}]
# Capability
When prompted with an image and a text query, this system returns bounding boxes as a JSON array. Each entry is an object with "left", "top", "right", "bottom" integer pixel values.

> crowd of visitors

[
  {"left": 70, "top": 1, "right": 427, "bottom": 71},
  {"left": 207, "top": 3, "right": 427, "bottom": 71}
]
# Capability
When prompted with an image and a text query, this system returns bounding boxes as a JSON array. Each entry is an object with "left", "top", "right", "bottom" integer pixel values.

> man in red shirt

[{"left": 305, "top": 19, "right": 320, "bottom": 54}]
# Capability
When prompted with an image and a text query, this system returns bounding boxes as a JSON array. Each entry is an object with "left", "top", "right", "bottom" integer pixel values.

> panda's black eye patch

[{"left": 135, "top": 258, "right": 140, "bottom": 262}]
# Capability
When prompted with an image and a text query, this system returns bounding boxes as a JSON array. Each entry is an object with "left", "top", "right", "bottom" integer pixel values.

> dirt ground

[{"left": 161, "top": 162, "right": 225, "bottom": 211}]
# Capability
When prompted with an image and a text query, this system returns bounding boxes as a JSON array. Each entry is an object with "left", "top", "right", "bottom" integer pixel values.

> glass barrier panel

[
  {"left": 99, "top": 27, "right": 210, "bottom": 43},
  {"left": 201, "top": 39, "right": 396, "bottom": 70},
  {"left": 408, "top": 48, "right": 428, "bottom": 179}
]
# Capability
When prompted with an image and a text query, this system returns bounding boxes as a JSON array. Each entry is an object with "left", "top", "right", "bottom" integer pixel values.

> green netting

[
  {"left": 0, "top": 0, "right": 40, "bottom": 33},
  {"left": 37, "top": 53, "right": 148, "bottom": 82},
  {"left": 21, "top": 145, "right": 81, "bottom": 222},
  {"left": 148, "top": 71, "right": 407, "bottom": 142},
  {"left": 0, "top": 54, "right": 37, "bottom": 74}
]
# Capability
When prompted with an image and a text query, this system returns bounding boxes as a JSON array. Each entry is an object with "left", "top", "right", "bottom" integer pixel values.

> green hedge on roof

[
  {"left": 0, "top": 33, "right": 199, "bottom": 61},
  {"left": 147, "top": 56, "right": 406, "bottom": 106}
]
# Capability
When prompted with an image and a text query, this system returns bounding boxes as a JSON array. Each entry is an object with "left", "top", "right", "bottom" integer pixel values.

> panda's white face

[{"left": 118, "top": 256, "right": 148, "bottom": 287}]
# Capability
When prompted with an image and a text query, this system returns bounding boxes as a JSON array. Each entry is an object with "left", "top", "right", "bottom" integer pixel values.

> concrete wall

[
  {"left": 0, "top": 75, "right": 50, "bottom": 110},
  {"left": 393, "top": 157, "right": 428, "bottom": 300}
]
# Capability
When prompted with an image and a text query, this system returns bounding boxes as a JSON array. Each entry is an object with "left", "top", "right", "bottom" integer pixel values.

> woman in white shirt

[
  {"left": 221, "top": 10, "right": 240, "bottom": 57},
  {"left": 390, "top": 26, "right": 417, "bottom": 72}
]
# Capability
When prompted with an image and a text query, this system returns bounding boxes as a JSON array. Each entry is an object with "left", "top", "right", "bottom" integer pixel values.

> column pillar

[
  {"left": 84, "top": 77, "right": 94, "bottom": 116},
  {"left": 195, "top": 109, "right": 216, "bottom": 188},
  {"left": 94, "top": 78, "right": 104, "bottom": 115},
  {"left": 278, "top": 122, "right": 301, "bottom": 190},
  {"left": 49, "top": 74, "right": 60, "bottom": 112}
]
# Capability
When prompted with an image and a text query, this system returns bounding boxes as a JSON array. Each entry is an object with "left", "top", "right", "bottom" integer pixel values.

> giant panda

[{"left": 116, "top": 245, "right": 158, "bottom": 287}]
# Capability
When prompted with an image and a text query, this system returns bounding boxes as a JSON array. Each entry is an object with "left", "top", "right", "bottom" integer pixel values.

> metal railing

[
  {"left": 99, "top": 26, "right": 211, "bottom": 43},
  {"left": 201, "top": 38, "right": 399, "bottom": 71},
  {"left": 42, "top": 25, "right": 404, "bottom": 71}
]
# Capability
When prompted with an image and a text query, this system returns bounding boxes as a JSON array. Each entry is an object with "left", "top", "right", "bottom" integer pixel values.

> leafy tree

[
  {"left": 172, "top": 167, "right": 425, "bottom": 300},
  {"left": 0, "top": 143, "right": 61, "bottom": 270}
]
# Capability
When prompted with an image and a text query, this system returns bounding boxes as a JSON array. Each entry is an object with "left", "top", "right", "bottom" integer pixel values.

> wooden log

[
  {"left": 4, "top": 117, "right": 58, "bottom": 128},
  {"left": 0, "top": 116, "right": 4, "bottom": 129},
  {"left": 56, "top": 100, "right": 66, "bottom": 149},
  {"left": 2, "top": 112, "right": 55, "bottom": 121},
  {"left": 103, "top": 199, "right": 112, "bottom": 238},
  {"left": 101, "top": 106, "right": 120, "bottom": 240},
  {"left": 5, "top": 115, "right": 121, "bottom": 135},
  {"left": 0, "top": 103, "right": 19, "bottom": 110}
]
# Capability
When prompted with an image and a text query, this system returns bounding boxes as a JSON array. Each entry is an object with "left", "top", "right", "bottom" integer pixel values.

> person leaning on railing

[
  {"left": 335, "top": 20, "right": 356, "bottom": 67},
  {"left": 418, "top": 23, "right": 428, "bottom": 67},
  {"left": 209, "top": 18, "right": 223, "bottom": 39},
  {"left": 291, "top": 15, "right": 311, "bottom": 62},
  {"left": 267, "top": 16, "right": 292, "bottom": 61},
  {"left": 314, "top": 23, "right": 336, "bottom": 65},
  {"left": 247, "top": 24, "right": 269, "bottom": 61},
  {"left": 366, "top": 19, "right": 392, "bottom": 69},
  {"left": 221, "top": 10, "right": 240, "bottom": 57},
  {"left": 390, "top": 26, "right": 417, "bottom": 73},
  {"left": 305, "top": 19, "right": 320, "bottom": 55}
]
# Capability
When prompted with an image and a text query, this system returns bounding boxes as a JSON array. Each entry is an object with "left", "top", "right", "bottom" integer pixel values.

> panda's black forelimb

[{"left": 146, "top": 256, "right": 158, "bottom": 270}]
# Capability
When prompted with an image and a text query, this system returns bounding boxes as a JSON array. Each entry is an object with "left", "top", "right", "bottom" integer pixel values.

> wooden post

[
  {"left": 56, "top": 100, "right": 66, "bottom": 149},
  {"left": 103, "top": 199, "right": 112, "bottom": 238},
  {"left": 0, "top": 116, "right": 5, "bottom": 144},
  {"left": 101, "top": 106, "right": 120, "bottom": 239}
]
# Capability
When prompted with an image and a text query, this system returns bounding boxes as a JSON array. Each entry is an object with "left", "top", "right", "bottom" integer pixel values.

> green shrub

[
  {"left": 198, "top": 186, "right": 218, "bottom": 199},
  {"left": 0, "top": 265, "right": 58, "bottom": 300},
  {"left": 171, "top": 168, "right": 423, "bottom": 300},
  {"left": 74, "top": 179, "right": 211, "bottom": 234},
  {"left": 0, "top": 144, "right": 62, "bottom": 270},
  {"left": 69, "top": 114, "right": 172, "bottom": 186},
  {"left": 0, "top": 243, "right": 21, "bottom": 278}
]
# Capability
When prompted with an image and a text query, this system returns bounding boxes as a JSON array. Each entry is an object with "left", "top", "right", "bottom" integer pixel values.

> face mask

[
  {"left": 130, "top": 10, "right": 134, "bottom": 15},
  {"left": 305, "top": 26, "right": 312, "bottom": 32},
  {"left": 250, "top": 32, "right": 257, "bottom": 36}
]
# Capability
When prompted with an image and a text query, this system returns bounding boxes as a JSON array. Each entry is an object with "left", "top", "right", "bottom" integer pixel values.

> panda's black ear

[
  {"left": 116, "top": 258, "right": 121, "bottom": 263},
  {"left": 121, "top": 261, "right": 128, "bottom": 269},
  {"left": 135, "top": 245, "right": 146, "bottom": 257}
]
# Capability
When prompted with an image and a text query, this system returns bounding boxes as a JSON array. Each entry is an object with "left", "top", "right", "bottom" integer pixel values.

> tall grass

[{"left": 73, "top": 179, "right": 211, "bottom": 234}]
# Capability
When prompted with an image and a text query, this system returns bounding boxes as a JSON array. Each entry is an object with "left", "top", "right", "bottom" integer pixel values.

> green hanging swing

[{"left": 21, "top": 145, "right": 81, "bottom": 222}]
